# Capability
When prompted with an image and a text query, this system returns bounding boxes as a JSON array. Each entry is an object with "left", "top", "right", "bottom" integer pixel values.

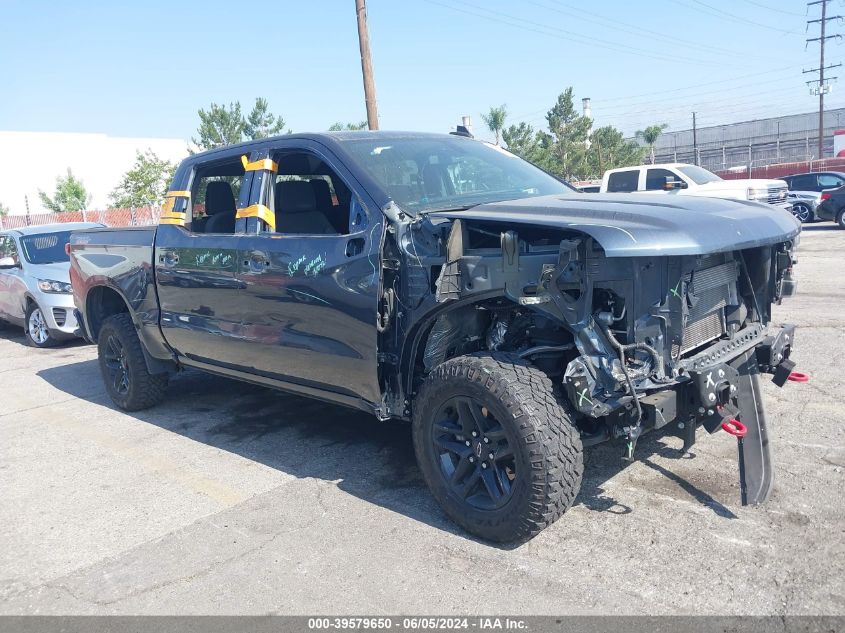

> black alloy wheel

[
  {"left": 431, "top": 396, "right": 517, "bottom": 511},
  {"left": 103, "top": 333, "right": 130, "bottom": 396}
]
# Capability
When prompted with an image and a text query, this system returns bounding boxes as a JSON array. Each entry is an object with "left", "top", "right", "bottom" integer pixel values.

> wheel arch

[
  {"left": 86, "top": 284, "right": 131, "bottom": 341},
  {"left": 399, "top": 290, "right": 515, "bottom": 404}
]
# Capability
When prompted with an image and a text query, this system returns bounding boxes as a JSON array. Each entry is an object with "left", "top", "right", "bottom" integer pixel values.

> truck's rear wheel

[
  {"left": 413, "top": 352, "right": 583, "bottom": 542},
  {"left": 98, "top": 313, "right": 168, "bottom": 411}
]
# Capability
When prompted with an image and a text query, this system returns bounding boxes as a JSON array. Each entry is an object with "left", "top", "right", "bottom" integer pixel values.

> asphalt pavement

[{"left": 1, "top": 224, "right": 843, "bottom": 615}]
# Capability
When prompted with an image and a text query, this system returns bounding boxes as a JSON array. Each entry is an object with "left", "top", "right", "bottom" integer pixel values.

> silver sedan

[{"left": 0, "top": 222, "right": 103, "bottom": 347}]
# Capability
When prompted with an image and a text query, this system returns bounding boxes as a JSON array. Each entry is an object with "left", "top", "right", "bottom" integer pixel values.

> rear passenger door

[
  {"left": 154, "top": 155, "right": 249, "bottom": 368},
  {"left": 235, "top": 140, "right": 384, "bottom": 406}
]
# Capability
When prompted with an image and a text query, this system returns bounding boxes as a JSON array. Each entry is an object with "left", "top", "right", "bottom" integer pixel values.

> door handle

[{"left": 345, "top": 238, "right": 365, "bottom": 257}]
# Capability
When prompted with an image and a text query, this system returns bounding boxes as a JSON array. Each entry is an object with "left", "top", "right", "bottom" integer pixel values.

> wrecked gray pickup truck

[{"left": 69, "top": 131, "right": 802, "bottom": 542}]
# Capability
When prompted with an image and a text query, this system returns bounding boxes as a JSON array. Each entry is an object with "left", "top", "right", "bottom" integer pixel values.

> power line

[
  {"left": 672, "top": 0, "right": 801, "bottom": 34},
  {"left": 423, "top": 0, "right": 734, "bottom": 67},
  {"left": 525, "top": 0, "right": 789, "bottom": 63},
  {"left": 734, "top": 0, "right": 806, "bottom": 17}
]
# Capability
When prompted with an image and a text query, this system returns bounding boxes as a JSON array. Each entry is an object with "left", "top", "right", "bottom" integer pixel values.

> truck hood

[{"left": 428, "top": 194, "right": 800, "bottom": 257}]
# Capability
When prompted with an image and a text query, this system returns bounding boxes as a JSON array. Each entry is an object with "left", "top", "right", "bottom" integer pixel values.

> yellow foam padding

[
  {"left": 165, "top": 190, "right": 191, "bottom": 198},
  {"left": 240, "top": 155, "right": 279, "bottom": 173},
  {"left": 236, "top": 204, "right": 276, "bottom": 228}
]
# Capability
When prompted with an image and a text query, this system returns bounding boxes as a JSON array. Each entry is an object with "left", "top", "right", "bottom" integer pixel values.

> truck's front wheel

[
  {"left": 98, "top": 313, "right": 168, "bottom": 411},
  {"left": 413, "top": 353, "right": 583, "bottom": 542}
]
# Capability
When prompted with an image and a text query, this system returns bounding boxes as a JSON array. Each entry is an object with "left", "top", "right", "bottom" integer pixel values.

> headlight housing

[
  {"left": 37, "top": 279, "right": 72, "bottom": 294},
  {"left": 747, "top": 187, "right": 769, "bottom": 202}
]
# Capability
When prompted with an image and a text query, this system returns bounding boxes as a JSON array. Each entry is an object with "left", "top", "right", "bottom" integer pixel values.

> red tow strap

[
  {"left": 788, "top": 371, "right": 809, "bottom": 383},
  {"left": 721, "top": 419, "right": 748, "bottom": 438}
]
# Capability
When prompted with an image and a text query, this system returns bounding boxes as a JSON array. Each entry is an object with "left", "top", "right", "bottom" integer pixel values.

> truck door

[
  {"left": 235, "top": 143, "right": 384, "bottom": 407},
  {"left": 154, "top": 156, "right": 250, "bottom": 368}
]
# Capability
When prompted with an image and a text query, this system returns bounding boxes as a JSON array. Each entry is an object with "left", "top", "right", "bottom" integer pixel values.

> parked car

[
  {"left": 70, "top": 132, "right": 801, "bottom": 542},
  {"left": 786, "top": 190, "right": 822, "bottom": 223},
  {"left": 0, "top": 222, "right": 103, "bottom": 347},
  {"left": 572, "top": 180, "right": 601, "bottom": 193},
  {"left": 599, "top": 163, "right": 791, "bottom": 211},
  {"left": 781, "top": 172, "right": 845, "bottom": 224},
  {"left": 814, "top": 186, "right": 845, "bottom": 228},
  {"left": 781, "top": 171, "right": 845, "bottom": 193}
]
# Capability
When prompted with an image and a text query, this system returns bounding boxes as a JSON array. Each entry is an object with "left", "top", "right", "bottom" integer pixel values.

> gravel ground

[{"left": 0, "top": 224, "right": 842, "bottom": 616}]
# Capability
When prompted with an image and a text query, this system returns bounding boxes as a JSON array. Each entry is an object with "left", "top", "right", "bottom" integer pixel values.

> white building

[{"left": 0, "top": 131, "right": 189, "bottom": 215}]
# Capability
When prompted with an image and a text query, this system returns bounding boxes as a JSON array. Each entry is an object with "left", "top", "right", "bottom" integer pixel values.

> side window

[
  {"left": 188, "top": 158, "right": 246, "bottom": 234},
  {"left": 607, "top": 170, "right": 640, "bottom": 193},
  {"left": 0, "top": 236, "right": 20, "bottom": 264},
  {"left": 817, "top": 174, "right": 843, "bottom": 189},
  {"left": 645, "top": 168, "right": 679, "bottom": 191},
  {"left": 790, "top": 175, "right": 817, "bottom": 191},
  {"left": 269, "top": 152, "right": 360, "bottom": 236}
]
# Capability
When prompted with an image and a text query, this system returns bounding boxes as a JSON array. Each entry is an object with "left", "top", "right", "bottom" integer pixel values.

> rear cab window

[{"left": 607, "top": 169, "right": 640, "bottom": 193}]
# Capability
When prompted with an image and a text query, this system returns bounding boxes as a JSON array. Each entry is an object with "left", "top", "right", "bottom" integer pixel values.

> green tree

[
  {"left": 109, "top": 150, "right": 177, "bottom": 208},
  {"left": 502, "top": 122, "right": 551, "bottom": 168},
  {"left": 38, "top": 169, "right": 91, "bottom": 212},
  {"left": 586, "top": 126, "right": 647, "bottom": 179},
  {"left": 545, "top": 88, "right": 592, "bottom": 180},
  {"left": 481, "top": 104, "right": 508, "bottom": 145},
  {"left": 636, "top": 123, "right": 669, "bottom": 164},
  {"left": 244, "top": 97, "right": 287, "bottom": 140},
  {"left": 328, "top": 121, "right": 368, "bottom": 131},
  {"left": 0, "top": 201, "right": 8, "bottom": 217},
  {"left": 191, "top": 102, "right": 245, "bottom": 151},
  {"left": 191, "top": 98, "right": 288, "bottom": 152}
]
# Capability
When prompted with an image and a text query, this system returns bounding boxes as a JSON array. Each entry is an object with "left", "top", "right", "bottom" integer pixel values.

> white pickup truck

[{"left": 599, "top": 163, "right": 791, "bottom": 210}]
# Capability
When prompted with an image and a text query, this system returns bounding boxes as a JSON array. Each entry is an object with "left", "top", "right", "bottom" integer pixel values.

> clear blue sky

[{"left": 1, "top": 0, "right": 839, "bottom": 142}]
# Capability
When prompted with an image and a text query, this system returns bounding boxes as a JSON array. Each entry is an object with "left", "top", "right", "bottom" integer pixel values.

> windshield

[
  {"left": 341, "top": 136, "right": 574, "bottom": 213},
  {"left": 678, "top": 165, "right": 723, "bottom": 185},
  {"left": 19, "top": 231, "right": 72, "bottom": 265}
]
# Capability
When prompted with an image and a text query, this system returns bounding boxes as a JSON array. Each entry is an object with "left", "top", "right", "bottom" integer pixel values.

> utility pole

[
  {"left": 355, "top": 0, "right": 379, "bottom": 130},
  {"left": 692, "top": 112, "right": 698, "bottom": 165},
  {"left": 805, "top": 0, "right": 842, "bottom": 158}
]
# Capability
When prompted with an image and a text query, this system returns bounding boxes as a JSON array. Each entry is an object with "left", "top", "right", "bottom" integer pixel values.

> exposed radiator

[{"left": 674, "top": 259, "right": 739, "bottom": 356}]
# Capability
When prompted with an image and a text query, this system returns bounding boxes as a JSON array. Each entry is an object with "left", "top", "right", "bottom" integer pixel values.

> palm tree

[
  {"left": 481, "top": 105, "right": 508, "bottom": 145},
  {"left": 636, "top": 123, "right": 669, "bottom": 164}
]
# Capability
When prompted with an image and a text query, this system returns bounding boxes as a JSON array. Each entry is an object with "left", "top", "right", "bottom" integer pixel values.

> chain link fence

[{"left": 0, "top": 206, "right": 161, "bottom": 231}]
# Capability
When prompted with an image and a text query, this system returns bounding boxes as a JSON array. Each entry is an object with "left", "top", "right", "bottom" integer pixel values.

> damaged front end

[{"left": 392, "top": 198, "right": 802, "bottom": 507}]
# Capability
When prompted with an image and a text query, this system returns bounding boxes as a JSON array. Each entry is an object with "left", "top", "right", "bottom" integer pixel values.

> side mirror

[
  {"left": 0, "top": 256, "right": 19, "bottom": 269},
  {"left": 663, "top": 177, "right": 687, "bottom": 191}
]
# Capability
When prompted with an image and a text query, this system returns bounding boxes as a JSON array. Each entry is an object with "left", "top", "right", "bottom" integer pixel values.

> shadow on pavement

[{"left": 37, "top": 358, "right": 737, "bottom": 544}]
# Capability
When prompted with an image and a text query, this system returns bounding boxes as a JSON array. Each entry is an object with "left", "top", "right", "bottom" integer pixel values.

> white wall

[{"left": 0, "top": 131, "right": 189, "bottom": 214}]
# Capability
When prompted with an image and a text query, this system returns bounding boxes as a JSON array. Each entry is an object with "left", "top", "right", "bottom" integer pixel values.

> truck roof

[
  {"left": 186, "top": 130, "right": 465, "bottom": 162},
  {"left": 603, "top": 163, "right": 695, "bottom": 175}
]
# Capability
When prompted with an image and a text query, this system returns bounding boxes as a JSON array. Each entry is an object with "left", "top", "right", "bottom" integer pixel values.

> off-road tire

[
  {"left": 413, "top": 352, "right": 583, "bottom": 542},
  {"left": 98, "top": 313, "right": 168, "bottom": 411},
  {"left": 25, "top": 302, "right": 59, "bottom": 348}
]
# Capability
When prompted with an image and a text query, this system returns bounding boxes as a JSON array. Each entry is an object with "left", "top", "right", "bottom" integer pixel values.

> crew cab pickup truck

[
  {"left": 70, "top": 132, "right": 802, "bottom": 542},
  {"left": 600, "top": 163, "right": 791, "bottom": 210}
]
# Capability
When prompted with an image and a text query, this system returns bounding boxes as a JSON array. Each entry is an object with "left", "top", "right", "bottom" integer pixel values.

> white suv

[
  {"left": 0, "top": 222, "right": 103, "bottom": 347},
  {"left": 600, "top": 163, "right": 791, "bottom": 210}
]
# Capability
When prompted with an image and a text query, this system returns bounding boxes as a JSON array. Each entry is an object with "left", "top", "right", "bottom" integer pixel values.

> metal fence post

[{"left": 130, "top": 207, "right": 137, "bottom": 226}]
